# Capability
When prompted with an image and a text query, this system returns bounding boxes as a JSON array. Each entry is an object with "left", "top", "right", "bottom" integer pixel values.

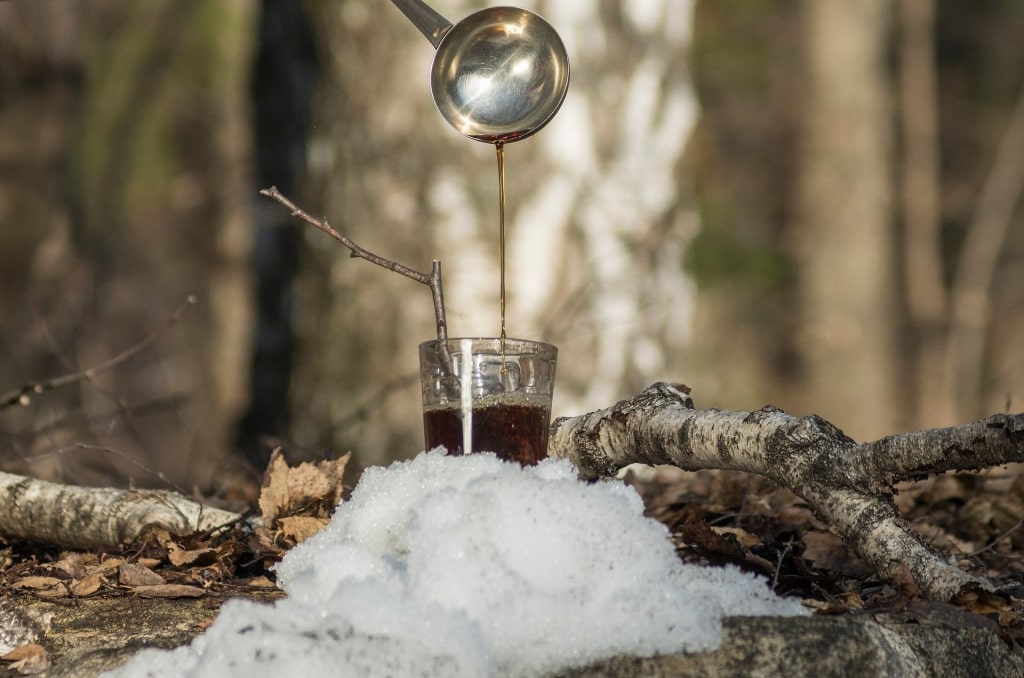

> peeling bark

[
  {"left": 0, "top": 471, "right": 240, "bottom": 550},
  {"left": 549, "top": 383, "right": 1024, "bottom": 601}
]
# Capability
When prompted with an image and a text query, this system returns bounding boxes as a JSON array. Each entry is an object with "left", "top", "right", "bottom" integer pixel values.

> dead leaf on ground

[
  {"left": 49, "top": 552, "right": 95, "bottom": 579},
  {"left": 70, "top": 571, "right": 105, "bottom": 597},
  {"left": 133, "top": 584, "right": 205, "bottom": 599},
  {"left": 712, "top": 526, "right": 760, "bottom": 549},
  {"left": 11, "top": 577, "right": 65, "bottom": 598},
  {"left": 244, "top": 576, "right": 277, "bottom": 588},
  {"left": 166, "top": 544, "right": 220, "bottom": 568},
  {"left": 802, "top": 531, "right": 859, "bottom": 574},
  {"left": 95, "top": 558, "right": 123, "bottom": 573},
  {"left": 1, "top": 643, "right": 49, "bottom": 675},
  {"left": 258, "top": 449, "right": 350, "bottom": 523},
  {"left": 277, "top": 516, "right": 329, "bottom": 546},
  {"left": 119, "top": 562, "right": 165, "bottom": 587},
  {"left": 258, "top": 451, "right": 291, "bottom": 524}
]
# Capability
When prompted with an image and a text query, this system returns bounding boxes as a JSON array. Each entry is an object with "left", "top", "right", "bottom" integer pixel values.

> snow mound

[{"left": 107, "top": 452, "right": 807, "bottom": 677}]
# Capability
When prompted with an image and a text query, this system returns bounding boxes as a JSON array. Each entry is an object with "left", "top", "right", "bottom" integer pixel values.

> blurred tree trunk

[
  {"left": 235, "top": 0, "right": 318, "bottom": 469},
  {"left": 0, "top": 0, "right": 258, "bottom": 489},
  {"left": 934, "top": 2, "right": 1024, "bottom": 423},
  {"left": 295, "top": 0, "right": 697, "bottom": 467},
  {"left": 0, "top": 2, "right": 86, "bottom": 478},
  {"left": 899, "top": 0, "right": 955, "bottom": 429},
  {"left": 792, "top": 0, "right": 900, "bottom": 440},
  {"left": 69, "top": 1, "right": 257, "bottom": 488},
  {"left": 687, "top": 2, "right": 803, "bottom": 413},
  {"left": 70, "top": 0, "right": 256, "bottom": 487}
]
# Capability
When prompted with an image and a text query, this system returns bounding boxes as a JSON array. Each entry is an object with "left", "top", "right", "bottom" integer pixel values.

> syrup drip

[{"left": 496, "top": 141, "right": 507, "bottom": 365}]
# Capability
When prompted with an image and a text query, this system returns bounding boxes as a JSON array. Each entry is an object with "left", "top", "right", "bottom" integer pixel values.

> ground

[{"left": 1, "top": 460, "right": 1022, "bottom": 675}]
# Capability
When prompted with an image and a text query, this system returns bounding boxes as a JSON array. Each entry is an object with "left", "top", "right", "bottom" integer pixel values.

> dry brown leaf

[
  {"left": 711, "top": 526, "right": 760, "bottom": 549},
  {"left": 278, "top": 516, "right": 329, "bottom": 546},
  {"left": 166, "top": 544, "right": 220, "bottom": 568},
  {"left": 906, "top": 474, "right": 972, "bottom": 506},
  {"left": 1, "top": 643, "right": 48, "bottom": 674},
  {"left": 1, "top": 643, "right": 45, "bottom": 662},
  {"left": 95, "top": 558, "right": 123, "bottom": 573},
  {"left": 137, "top": 557, "right": 162, "bottom": 569},
  {"left": 287, "top": 464, "right": 334, "bottom": 506},
  {"left": 50, "top": 553, "right": 94, "bottom": 579},
  {"left": 258, "top": 449, "right": 350, "bottom": 523},
  {"left": 70, "top": 572, "right": 105, "bottom": 597},
  {"left": 133, "top": 584, "right": 205, "bottom": 599},
  {"left": 802, "top": 531, "right": 856, "bottom": 572},
  {"left": 258, "top": 450, "right": 292, "bottom": 523},
  {"left": 12, "top": 577, "right": 65, "bottom": 598},
  {"left": 245, "top": 576, "right": 277, "bottom": 588},
  {"left": 119, "top": 562, "right": 165, "bottom": 587},
  {"left": 910, "top": 519, "right": 977, "bottom": 554}
]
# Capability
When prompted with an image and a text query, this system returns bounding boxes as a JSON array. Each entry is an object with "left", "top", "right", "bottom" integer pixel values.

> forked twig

[{"left": 259, "top": 186, "right": 451, "bottom": 363}]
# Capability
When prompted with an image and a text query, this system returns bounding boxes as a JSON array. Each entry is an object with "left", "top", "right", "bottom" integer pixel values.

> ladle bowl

[{"left": 391, "top": 1, "right": 570, "bottom": 143}]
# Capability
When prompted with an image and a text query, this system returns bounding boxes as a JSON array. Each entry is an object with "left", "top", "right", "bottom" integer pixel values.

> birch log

[
  {"left": 0, "top": 471, "right": 240, "bottom": 550},
  {"left": 548, "top": 382, "right": 1024, "bottom": 601}
]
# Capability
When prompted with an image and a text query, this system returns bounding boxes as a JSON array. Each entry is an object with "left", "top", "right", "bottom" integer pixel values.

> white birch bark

[
  {"left": 0, "top": 471, "right": 239, "bottom": 550},
  {"left": 549, "top": 382, "right": 1023, "bottom": 601}
]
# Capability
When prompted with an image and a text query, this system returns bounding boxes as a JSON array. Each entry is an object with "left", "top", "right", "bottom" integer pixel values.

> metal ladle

[{"left": 390, "top": 0, "right": 570, "bottom": 143}]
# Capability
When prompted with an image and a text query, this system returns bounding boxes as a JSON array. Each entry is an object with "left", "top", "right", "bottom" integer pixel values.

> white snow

[{"left": 105, "top": 452, "right": 807, "bottom": 678}]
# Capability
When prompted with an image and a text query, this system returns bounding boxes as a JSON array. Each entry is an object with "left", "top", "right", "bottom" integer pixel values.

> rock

[
  {"left": 563, "top": 614, "right": 1023, "bottom": 678},
  {"left": 7, "top": 597, "right": 1021, "bottom": 677}
]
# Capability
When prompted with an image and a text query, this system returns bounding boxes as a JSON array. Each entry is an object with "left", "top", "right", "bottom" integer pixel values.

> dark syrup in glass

[{"left": 424, "top": 401, "right": 551, "bottom": 466}]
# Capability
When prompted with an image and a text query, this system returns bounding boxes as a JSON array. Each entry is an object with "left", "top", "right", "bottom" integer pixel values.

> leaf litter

[
  {"left": 623, "top": 462, "right": 1024, "bottom": 652},
  {"left": 0, "top": 449, "right": 350, "bottom": 674}
]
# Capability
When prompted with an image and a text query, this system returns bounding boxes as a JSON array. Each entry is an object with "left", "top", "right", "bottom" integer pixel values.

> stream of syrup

[{"left": 496, "top": 141, "right": 507, "bottom": 356}]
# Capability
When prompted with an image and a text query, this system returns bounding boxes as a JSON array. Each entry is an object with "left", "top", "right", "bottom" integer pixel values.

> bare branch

[
  {"left": 0, "top": 296, "right": 197, "bottom": 411},
  {"left": 549, "top": 383, "right": 1024, "bottom": 601},
  {"left": 260, "top": 185, "right": 451, "bottom": 362},
  {"left": 260, "top": 186, "right": 430, "bottom": 285}
]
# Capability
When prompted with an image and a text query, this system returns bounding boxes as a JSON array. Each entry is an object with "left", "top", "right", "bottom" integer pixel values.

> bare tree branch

[
  {"left": 0, "top": 296, "right": 197, "bottom": 411},
  {"left": 548, "top": 383, "right": 1024, "bottom": 601},
  {"left": 259, "top": 186, "right": 449, "bottom": 346}
]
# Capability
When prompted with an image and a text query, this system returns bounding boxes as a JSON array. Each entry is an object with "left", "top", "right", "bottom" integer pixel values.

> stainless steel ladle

[{"left": 390, "top": 0, "right": 570, "bottom": 143}]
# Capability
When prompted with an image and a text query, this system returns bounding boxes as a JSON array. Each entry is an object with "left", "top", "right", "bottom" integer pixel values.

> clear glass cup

[{"left": 419, "top": 337, "right": 557, "bottom": 465}]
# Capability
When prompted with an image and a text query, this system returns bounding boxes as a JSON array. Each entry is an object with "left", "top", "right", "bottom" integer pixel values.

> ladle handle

[{"left": 389, "top": 0, "right": 453, "bottom": 49}]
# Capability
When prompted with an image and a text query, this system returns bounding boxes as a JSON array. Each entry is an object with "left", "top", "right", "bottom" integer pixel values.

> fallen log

[{"left": 549, "top": 382, "right": 1024, "bottom": 601}]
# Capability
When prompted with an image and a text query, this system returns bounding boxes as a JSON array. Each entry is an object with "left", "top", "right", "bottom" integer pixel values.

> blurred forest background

[{"left": 0, "top": 0, "right": 1022, "bottom": 496}]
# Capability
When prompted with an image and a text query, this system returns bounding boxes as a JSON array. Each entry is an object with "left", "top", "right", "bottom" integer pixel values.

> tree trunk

[
  {"left": 793, "top": 0, "right": 900, "bottom": 440},
  {"left": 0, "top": 1, "right": 257, "bottom": 491},
  {"left": 899, "top": 0, "right": 955, "bottom": 430}
]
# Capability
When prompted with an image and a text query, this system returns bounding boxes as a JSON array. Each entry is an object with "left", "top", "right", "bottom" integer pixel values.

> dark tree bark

[{"left": 236, "top": 0, "right": 319, "bottom": 469}]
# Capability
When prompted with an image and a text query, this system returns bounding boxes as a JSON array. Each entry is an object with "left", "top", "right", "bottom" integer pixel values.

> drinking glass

[{"left": 419, "top": 337, "right": 557, "bottom": 465}]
